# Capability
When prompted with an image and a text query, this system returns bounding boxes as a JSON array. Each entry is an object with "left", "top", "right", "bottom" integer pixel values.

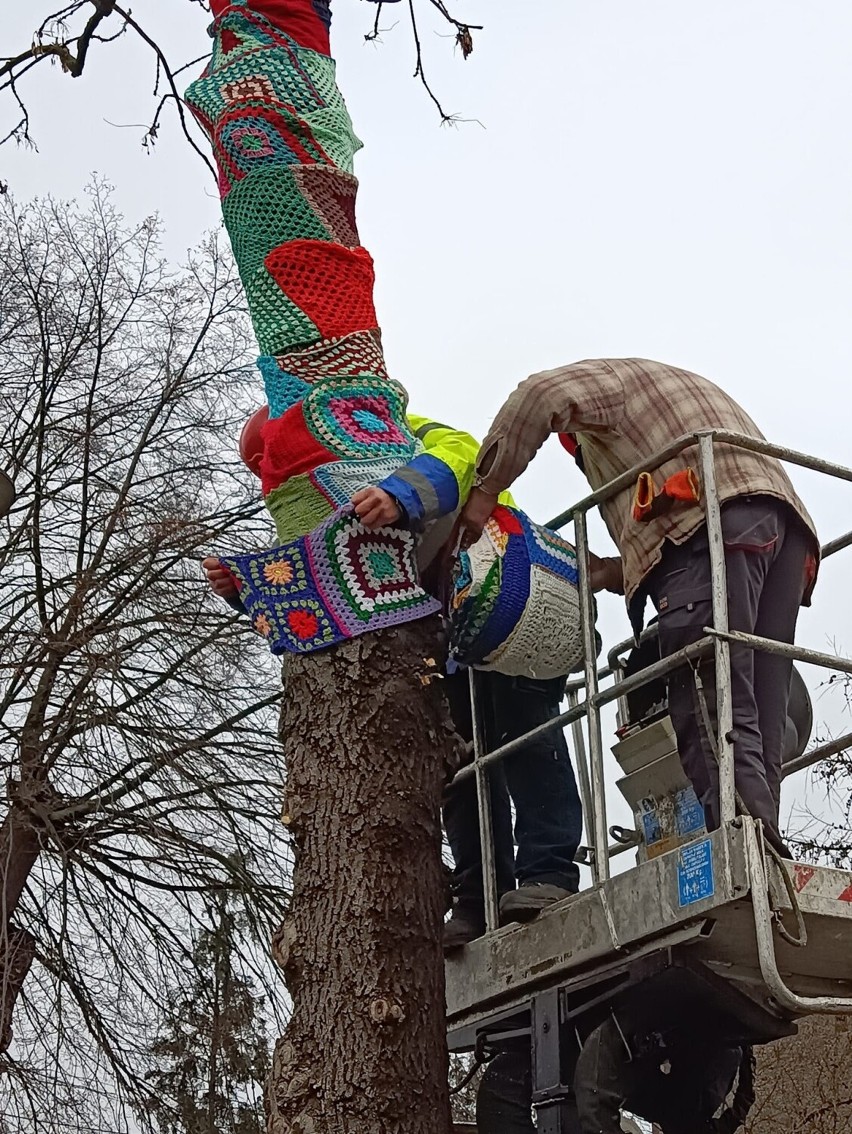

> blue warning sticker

[
  {"left": 677, "top": 837, "right": 715, "bottom": 907},
  {"left": 675, "top": 788, "right": 705, "bottom": 836},
  {"left": 641, "top": 808, "right": 662, "bottom": 845}
]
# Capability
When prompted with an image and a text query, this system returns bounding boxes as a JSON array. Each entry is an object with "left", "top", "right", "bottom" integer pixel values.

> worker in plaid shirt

[{"left": 459, "top": 357, "right": 819, "bottom": 858}]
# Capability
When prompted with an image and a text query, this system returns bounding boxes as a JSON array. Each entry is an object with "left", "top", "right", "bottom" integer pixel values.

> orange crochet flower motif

[
  {"left": 254, "top": 613, "right": 273, "bottom": 637},
  {"left": 263, "top": 559, "right": 294, "bottom": 585}
]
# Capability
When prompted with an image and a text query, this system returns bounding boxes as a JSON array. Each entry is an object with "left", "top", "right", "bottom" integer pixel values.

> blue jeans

[{"left": 443, "top": 671, "right": 583, "bottom": 918}]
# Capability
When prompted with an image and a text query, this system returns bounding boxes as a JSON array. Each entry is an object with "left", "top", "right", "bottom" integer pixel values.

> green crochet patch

[{"left": 265, "top": 475, "right": 334, "bottom": 543}]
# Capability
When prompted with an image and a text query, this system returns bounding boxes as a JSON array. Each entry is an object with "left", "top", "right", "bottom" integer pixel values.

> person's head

[{"left": 239, "top": 405, "right": 269, "bottom": 478}]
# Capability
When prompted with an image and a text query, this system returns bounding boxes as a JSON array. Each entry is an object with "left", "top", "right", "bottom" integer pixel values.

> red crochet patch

[
  {"left": 287, "top": 608, "right": 320, "bottom": 639},
  {"left": 209, "top": 0, "right": 331, "bottom": 56},
  {"left": 220, "top": 26, "right": 243, "bottom": 53},
  {"left": 260, "top": 403, "right": 338, "bottom": 496},
  {"left": 264, "top": 240, "right": 378, "bottom": 340},
  {"left": 492, "top": 504, "right": 524, "bottom": 535}
]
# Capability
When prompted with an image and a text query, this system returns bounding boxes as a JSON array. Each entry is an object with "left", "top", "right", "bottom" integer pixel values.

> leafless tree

[
  {"left": 0, "top": 182, "right": 290, "bottom": 1132},
  {"left": 745, "top": 1015, "right": 852, "bottom": 1133},
  {"left": 790, "top": 677, "right": 852, "bottom": 869},
  {"left": 0, "top": 0, "right": 481, "bottom": 160},
  {"left": 448, "top": 1052, "right": 482, "bottom": 1127}
]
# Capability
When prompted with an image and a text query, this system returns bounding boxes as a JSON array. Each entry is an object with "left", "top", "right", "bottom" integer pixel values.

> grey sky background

[{"left": 3, "top": 0, "right": 851, "bottom": 839}]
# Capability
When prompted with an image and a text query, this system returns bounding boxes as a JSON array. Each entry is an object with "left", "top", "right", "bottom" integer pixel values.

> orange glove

[
  {"left": 632, "top": 472, "right": 656, "bottom": 521},
  {"left": 632, "top": 468, "right": 700, "bottom": 522}
]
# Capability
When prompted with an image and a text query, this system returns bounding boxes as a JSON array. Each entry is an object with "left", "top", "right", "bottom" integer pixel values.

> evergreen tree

[{"left": 145, "top": 896, "right": 271, "bottom": 1134}]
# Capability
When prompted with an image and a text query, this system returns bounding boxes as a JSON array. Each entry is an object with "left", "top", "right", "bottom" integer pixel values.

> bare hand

[
  {"left": 457, "top": 486, "right": 499, "bottom": 549},
  {"left": 588, "top": 554, "right": 624, "bottom": 595},
  {"left": 202, "top": 556, "right": 238, "bottom": 599},
  {"left": 351, "top": 486, "right": 401, "bottom": 529}
]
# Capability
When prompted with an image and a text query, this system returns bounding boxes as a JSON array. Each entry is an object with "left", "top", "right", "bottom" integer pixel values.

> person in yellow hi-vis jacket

[
  {"left": 204, "top": 409, "right": 583, "bottom": 950},
  {"left": 351, "top": 415, "right": 584, "bottom": 950},
  {"left": 352, "top": 414, "right": 516, "bottom": 581}
]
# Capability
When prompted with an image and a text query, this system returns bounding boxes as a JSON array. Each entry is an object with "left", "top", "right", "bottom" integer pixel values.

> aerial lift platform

[{"left": 445, "top": 430, "right": 852, "bottom": 1131}]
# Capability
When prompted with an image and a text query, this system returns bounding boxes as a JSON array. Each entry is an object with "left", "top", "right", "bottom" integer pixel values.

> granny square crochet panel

[
  {"left": 449, "top": 506, "right": 584, "bottom": 680},
  {"left": 186, "top": 0, "right": 436, "bottom": 655},
  {"left": 219, "top": 506, "right": 439, "bottom": 655}
]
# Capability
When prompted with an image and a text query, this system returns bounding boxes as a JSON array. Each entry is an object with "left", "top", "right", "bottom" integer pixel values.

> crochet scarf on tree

[
  {"left": 185, "top": 0, "right": 440, "bottom": 654},
  {"left": 186, "top": 0, "right": 586, "bottom": 677}
]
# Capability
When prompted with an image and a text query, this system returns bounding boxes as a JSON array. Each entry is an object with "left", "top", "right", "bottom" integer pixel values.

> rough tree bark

[{"left": 269, "top": 620, "right": 458, "bottom": 1134}]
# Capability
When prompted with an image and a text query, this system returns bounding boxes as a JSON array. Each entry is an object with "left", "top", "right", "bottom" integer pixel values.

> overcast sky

[{"left": 4, "top": 0, "right": 852, "bottom": 838}]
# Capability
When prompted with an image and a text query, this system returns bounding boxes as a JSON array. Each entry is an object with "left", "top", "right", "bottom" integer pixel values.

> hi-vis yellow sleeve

[{"left": 375, "top": 414, "right": 515, "bottom": 527}]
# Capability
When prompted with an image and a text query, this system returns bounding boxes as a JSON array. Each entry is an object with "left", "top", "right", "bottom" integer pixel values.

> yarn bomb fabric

[
  {"left": 219, "top": 506, "right": 440, "bottom": 656},
  {"left": 186, "top": 0, "right": 440, "bottom": 656},
  {"left": 449, "top": 505, "right": 584, "bottom": 680}
]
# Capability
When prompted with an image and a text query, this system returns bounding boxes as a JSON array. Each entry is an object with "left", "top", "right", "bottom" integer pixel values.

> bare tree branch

[
  {"left": 1, "top": 0, "right": 484, "bottom": 153},
  {"left": 0, "top": 183, "right": 289, "bottom": 1132},
  {"left": 0, "top": 1, "right": 214, "bottom": 167}
]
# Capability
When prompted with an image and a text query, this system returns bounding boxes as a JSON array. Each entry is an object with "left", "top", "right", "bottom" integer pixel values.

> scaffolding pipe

[
  {"left": 469, "top": 668, "right": 500, "bottom": 933},
  {"left": 575, "top": 509, "right": 610, "bottom": 884},
  {"left": 704, "top": 626, "right": 852, "bottom": 677},
  {"left": 783, "top": 729, "right": 852, "bottom": 779},
  {"left": 463, "top": 427, "right": 852, "bottom": 939},
  {"left": 698, "top": 432, "right": 737, "bottom": 827}
]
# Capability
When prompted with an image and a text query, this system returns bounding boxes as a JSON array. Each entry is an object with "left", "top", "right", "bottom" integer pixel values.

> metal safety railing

[{"left": 453, "top": 428, "right": 852, "bottom": 939}]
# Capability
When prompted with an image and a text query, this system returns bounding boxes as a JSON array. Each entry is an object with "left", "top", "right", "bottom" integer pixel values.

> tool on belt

[{"left": 632, "top": 468, "right": 700, "bottom": 522}]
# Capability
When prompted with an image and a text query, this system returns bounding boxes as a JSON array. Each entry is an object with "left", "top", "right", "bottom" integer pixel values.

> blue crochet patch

[
  {"left": 351, "top": 408, "right": 389, "bottom": 434},
  {"left": 257, "top": 355, "right": 311, "bottom": 418}
]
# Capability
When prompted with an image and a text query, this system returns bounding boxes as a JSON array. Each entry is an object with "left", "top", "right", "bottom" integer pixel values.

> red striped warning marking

[
  {"left": 793, "top": 865, "right": 816, "bottom": 892},
  {"left": 791, "top": 865, "right": 852, "bottom": 901}
]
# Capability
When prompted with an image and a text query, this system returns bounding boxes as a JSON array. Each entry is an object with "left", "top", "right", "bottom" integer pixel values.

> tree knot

[{"left": 368, "top": 996, "right": 406, "bottom": 1025}]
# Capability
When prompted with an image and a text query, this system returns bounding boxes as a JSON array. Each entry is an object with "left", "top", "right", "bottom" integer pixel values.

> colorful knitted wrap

[
  {"left": 185, "top": 0, "right": 439, "bottom": 651},
  {"left": 449, "top": 506, "right": 584, "bottom": 680},
  {"left": 185, "top": 0, "right": 586, "bottom": 672},
  {"left": 216, "top": 506, "right": 436, "bottom": 655}
]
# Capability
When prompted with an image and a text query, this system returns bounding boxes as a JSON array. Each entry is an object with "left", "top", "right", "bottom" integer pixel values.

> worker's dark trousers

[
  {"left": 646, "top": 497, "right": 812, "bottom": 854},
  {"left": 572, "top": 1018, "right": 632, "bottom": 1134},
  {"left": 476, "top": 1050, "right": 536, "bottom": 1134},
  {"left": 443, "top": 671, "right": 582, "bottom": 922}
]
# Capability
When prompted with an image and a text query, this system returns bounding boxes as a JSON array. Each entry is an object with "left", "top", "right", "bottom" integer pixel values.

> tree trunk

[
  {"left": 268, "top": 618, "right": 458, "bottom": 1134},
  {"left": 0, "top": 800, "right": 44, "bottom": 1052},
  {"left": 0, "top": 805, "right": 42, "bottom": 922},
  {"left": 0, "top": 921, "right": 36, "bottom": 1052}
]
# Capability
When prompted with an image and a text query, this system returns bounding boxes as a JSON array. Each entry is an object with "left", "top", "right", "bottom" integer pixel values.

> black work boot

[
  {"left": 443, "top": 906, "right": 485, "bottom": 953},
  {"left": 499, "top": 882, "right": 575, "bottom": 925}
]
